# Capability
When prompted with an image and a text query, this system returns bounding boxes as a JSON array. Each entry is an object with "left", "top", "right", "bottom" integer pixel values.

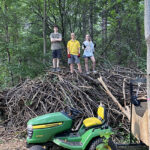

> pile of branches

[{"left": 0, "top": 66, "right": 146, "bottom": 140}]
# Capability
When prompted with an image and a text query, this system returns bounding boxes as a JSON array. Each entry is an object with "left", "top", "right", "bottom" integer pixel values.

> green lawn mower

[{"left": 26, "top": 106, "right": 116, "bottom": 150}]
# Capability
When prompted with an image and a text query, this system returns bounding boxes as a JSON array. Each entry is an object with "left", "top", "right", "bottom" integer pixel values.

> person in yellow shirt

[{"left": 67, "top": 33, "right": 82, "bottom": 73}]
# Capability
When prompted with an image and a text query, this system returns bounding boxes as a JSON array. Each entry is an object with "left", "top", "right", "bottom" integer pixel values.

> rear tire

[
  {"left": 29, "top": 145, "right": 45, "bottom": 150},
  {"left": 88, "top": 138, "right": 116, "bottom": 150}
]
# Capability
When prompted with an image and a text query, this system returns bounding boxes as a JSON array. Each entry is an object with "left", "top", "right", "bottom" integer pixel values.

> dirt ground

[
  {"left": 0, "top": 137, "right": 148, "bottom": 150},
  {"left": 0, "top": 139, "right": 148, "bottom": 150},
  {"left": 0, "top": 138, "right": 27, "bottom": 150}
]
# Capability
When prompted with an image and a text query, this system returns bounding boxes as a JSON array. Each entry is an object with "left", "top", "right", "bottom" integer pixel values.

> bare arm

[
  {"left": 67, "top": 48, "right": 70, "bottom": 54},
  {"left": 78, "top": 47, "right": 80, "bottom": 54},
  {"left": 57, "top": 38, "right": 62, "bottom": 42},
  {"left": 50, "top": 33, "right": 62, "bottom": 43},
  {"left": 78, "top": 41, "right": 81, "bottom": 54},
  {"left": 50, "top": 38, "right": 62, "bottom": 43},
  {"left": 67, "top": 41, "right": 70, "bottom": 54},
  {"left": 82, "top": 43, "right": 86, "bottom": 50}
]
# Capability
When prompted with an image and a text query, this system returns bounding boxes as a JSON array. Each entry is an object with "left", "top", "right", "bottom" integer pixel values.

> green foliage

[
  {"left": 95, "top": 128, "right": 114, "bottom": 150},
  {"left": 96, "top": 144, "right": 109, "bottom": 150},
  {"left": 0, "top": 0, "right": 146, "bottom": 88},
  {"left": 116, "top": 123, "right": 138, "bottom": 144},
  {"left": 100, "top": 131, "right": 114, "bottom": 142}
]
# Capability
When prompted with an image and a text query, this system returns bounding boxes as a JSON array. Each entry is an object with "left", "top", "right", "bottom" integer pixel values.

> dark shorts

[
  {"left": 83, "top": 55, "right": 92, "bottom": 58},
  {"left": 52, "top": 49, "right": 61, "bottom": 58},
  {"left": 68, "top": 54, "right": 80, "bottom": 64},
  {"left": 82, "top": 54, "right": 94, "bottom": 58}
]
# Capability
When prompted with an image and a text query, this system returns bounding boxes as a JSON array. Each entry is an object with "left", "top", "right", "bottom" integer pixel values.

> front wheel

[
  {"left": 29, "top": 145, "right": 45, "bottom": 150},
  {"left": 88, "top": 138, "right": 116, "bottom": 150}
]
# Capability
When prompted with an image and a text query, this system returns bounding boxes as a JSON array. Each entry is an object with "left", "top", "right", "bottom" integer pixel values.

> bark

[
  {"left": 82, "top": 4, "right": 87, "bottom": 39},
  {"left": 58, "top": 0, "right": 67, "bottom": 66},
  {"left": 13, "top": 13, "right": 22, "bottom": 83},
  {"left": 43, "top": 0, "right": 47, "bottom": 64},
  {"left": 135, "top": 0, "right": 142, "bottom": 57},
  {"left": 144, "top": 0, "right": 150, "bottom": 148},
  {"left": 136, "top": 17, "right": 142, "bottom": 57},
  {"left": 4, "top": 4, "right": 14, "bottom": 86},
  {"left": 58, "top": 0, "right": 66, "bottom": 47},
  {"left": 101, "top": 9, "right": 107, "bottom": 57},
  {"left": 89, "top": 1, "right": 94, "bottom": 40},
  {"left": 115, "top": 5, "right": 122, "bottom": 64},
  {"left": 102, "top": 10, "right": 107, "bottom": 43},
  {"left": 116, "top": 17, "right": 122, "bottom": 64}
]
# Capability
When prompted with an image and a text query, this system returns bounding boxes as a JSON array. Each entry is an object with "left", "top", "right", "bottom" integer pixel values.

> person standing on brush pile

[
  {"left": 67, "top": 33, "right": 82, "bottom": 73},
  {"left": 50, "top": 25, "right": 62, "bottom": 72},
  {"left": 82, "top": 34, "right": 96, "bottom": 74}
]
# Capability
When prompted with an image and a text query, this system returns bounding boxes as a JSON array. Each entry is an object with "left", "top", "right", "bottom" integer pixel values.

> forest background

[{"left": 0, "top": 0, "right": 146, "bottom": 88}]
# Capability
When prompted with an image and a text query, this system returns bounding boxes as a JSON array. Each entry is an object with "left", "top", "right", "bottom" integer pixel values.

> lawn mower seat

[{"left": 83, "top": 106, "right": 106, "bottom": 128}]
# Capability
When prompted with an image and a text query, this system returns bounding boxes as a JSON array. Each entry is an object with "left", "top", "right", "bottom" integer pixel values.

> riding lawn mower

[{"left": 26, "top": 106, "right": 116, "bottom": 150}]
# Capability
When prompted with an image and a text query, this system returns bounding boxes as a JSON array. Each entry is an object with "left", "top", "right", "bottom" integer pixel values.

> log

[{"left": 98, "top": 76, "right": 130, "bottom": 120}]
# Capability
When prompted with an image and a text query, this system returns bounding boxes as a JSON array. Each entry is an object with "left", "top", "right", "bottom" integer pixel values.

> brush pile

[{"left": 0, "top": 66, "right": 146, "bottom": 141}]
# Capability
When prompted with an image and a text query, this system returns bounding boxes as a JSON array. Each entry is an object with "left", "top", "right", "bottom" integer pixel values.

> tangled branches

[{"left": 0, "top": 66, "right": 146, "bottom": 140}]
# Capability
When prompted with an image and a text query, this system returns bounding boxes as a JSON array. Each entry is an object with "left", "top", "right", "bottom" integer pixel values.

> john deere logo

[{"left": 36, "top": 135, "right": 44, "bottom": 138}]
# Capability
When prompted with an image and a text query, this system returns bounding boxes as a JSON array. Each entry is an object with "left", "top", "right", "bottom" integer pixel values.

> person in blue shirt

[{"left": 82, "top": 34, "right": 96, "bottom": 74}]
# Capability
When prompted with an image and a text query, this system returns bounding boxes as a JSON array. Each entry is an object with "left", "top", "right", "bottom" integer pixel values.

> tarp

[{"left": 131, "top": 101, "right": 148, "bottom": 146}]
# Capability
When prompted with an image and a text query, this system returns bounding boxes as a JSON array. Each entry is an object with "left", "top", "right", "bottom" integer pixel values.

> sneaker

[
  {"left": 86, "top": 71, "right": 90, "bottom": 75},
  {"left": 52, "top": 68, "right": 56, "bottom": 72},
  {"left": 93, "top": 70, "right": 97, "bottom": 74},
  {"left": 56, "top": 68, "right": 61, "bottom": 72}
]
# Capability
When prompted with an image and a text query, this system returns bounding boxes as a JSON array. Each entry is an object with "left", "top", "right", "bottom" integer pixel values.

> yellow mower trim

[
  {"left": 83, "top": 117, "right": 102, "bottom": 127},
  {"left": 33, "top": 122, "right": 62, "bottom": 129},
  {"left": 105, "top": 145, "right": 112, "bottom": 150},
  {"left": 97, "top": 106, "right": 105, "bottom": 120}
]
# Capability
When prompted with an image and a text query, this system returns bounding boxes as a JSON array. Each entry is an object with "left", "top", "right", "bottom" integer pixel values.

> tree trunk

[
  {"left": 116, "top": 17, "right": 122, "bottom": 64},
  {"left": 43, "top": 0, "right": 47, "bottom": 64},
  {"left": 58, "top": 0, "right": 67, "bottom": 66},
  {"left": 4, "top": 4, "right": 14, "bottom": 86},
  {"left": 144, "top": 0, "right": 150, "bottom": 149},
  {"left": 115, "top": 5, "right": 122, "bottom": 64},
  {"left": 82, "top": 4, "right": 87, "bottom": 39},
  {"left": 136, "top": 17, "right": 141, "bottom": 57},
  {"left": 101, "top": 9, "right": 107, "bottom": 56},
  {"left": 135, "top": 0, "right": 141, "bottom": 57},
  {"left": 89, "top": 1, "right": 94, "bottom": 40},
  {"left": 58, "top": 0, "right": 66, "bottom": 47},
  {"left": 102, "top": 10, "right": 107, "bottom": 43}
]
